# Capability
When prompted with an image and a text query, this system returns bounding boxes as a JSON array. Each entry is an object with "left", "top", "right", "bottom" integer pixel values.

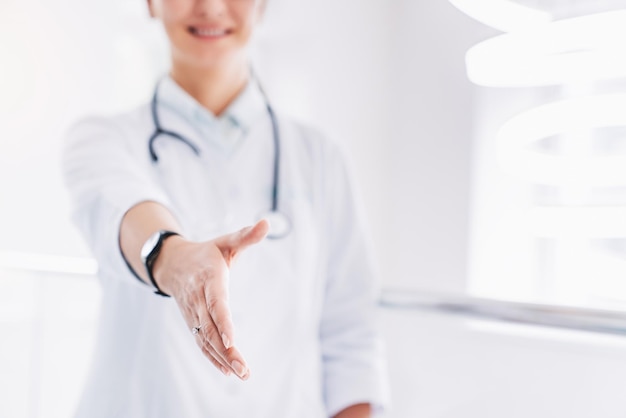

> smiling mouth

[{"left": 188, "top": 27, "right": 232, "bottom": 39}]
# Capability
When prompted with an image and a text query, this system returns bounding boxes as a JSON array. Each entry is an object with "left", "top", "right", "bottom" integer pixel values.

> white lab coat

[{"left": 62, "top": 75, "right": 389, "bottom": 418}]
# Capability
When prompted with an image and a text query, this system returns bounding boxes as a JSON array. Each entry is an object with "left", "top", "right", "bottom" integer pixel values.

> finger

[
  {"left": 203, "top": 324, "right": 250, "bottom": 380},
  {"left": 226, "top": 346, "right": 251, "bottom": 381},
  {"left": 198, "top": 300, "right": 250, "bottom": 379},
  {"left": 204, "top": 271, "right": 235, "bottom": 351},
  {"left": 183, "top": 306, "right": 231, "bottom": 375},
  {"left": 191, "top": 315, "right": 238, "bottom": 376},
  {"left": 176, "top": 289, "right": 242, "bottom": 377},
  {"left": 197, "top": 318, "right": 233, "bottom": 369},
  {"left": 180, "top": 299, "right": 232, "bottom": 374},
  {"left": 199, "top": 321, "right": 250, "bottom": 380},
  {"left": 198, "top": 341, "right": 232, "bottom": 377},
  {"left": 214, "top": 219, "right": 269, "bottom": 264}
]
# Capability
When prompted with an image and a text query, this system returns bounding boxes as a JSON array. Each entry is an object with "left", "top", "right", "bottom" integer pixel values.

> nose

[{"left": 195, "top": 0, "right": 228, "bottom": 18}]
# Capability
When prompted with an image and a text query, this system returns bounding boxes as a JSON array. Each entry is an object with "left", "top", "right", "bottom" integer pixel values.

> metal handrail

[{"left": 380, "top": 288, "right": 626, "bottom": 336}]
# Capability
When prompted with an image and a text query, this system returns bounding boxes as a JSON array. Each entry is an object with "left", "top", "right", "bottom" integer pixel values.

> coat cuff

[{"left": 324, "top": 366, "right": 391, "bottom": 417}]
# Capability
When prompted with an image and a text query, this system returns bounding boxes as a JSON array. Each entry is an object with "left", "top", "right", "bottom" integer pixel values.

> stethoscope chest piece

[{"left": 260, "top": 210, "right": 292, "bottom": 240}]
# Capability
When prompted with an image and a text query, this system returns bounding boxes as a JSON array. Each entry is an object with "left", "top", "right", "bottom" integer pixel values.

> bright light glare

[
  {"left": 466, "top": 11, "right": 626, "bottom": 87},
  {"left": 449, "top": 0, "right": 552, "bottom": 33},
  {"left": 453, "top": 1, "right": 626, "bottom": 307},
  {"left": 0, "top": 251, "right": 97, "bottom": 275},
  {"left": 496, "top": 94, "right": 626, "bottom": 187},
  {"left": 585, "top": 249, "right": 626, "bottom": 304},
  {"left": 531, "top": 206, "right": 626, "bottom": 238}
]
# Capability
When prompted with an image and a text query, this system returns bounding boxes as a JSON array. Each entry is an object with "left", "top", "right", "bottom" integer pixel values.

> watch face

[{"left": 141, "top": 231, "right": 161, "bottom": 262}]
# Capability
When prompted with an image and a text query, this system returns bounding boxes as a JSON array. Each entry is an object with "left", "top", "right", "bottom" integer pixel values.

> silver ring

[{"left": 192, "top": 325, "right": 201, "bottom": 336}]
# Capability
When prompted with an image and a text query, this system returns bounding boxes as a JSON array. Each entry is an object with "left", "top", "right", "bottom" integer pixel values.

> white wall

[
  {"left": 260, "top": 0, "right": 492, "bottom": 293},
  {"left": 383, "top": 1, "right": 491, "bottom": 291},
  {"left": 0, "top": 0, "right": 166, "bottom": 258}
]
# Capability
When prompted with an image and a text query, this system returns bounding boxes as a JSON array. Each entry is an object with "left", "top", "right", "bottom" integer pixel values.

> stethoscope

[{"left": 147, "top": 75, "right": 292, "bottom": 239}]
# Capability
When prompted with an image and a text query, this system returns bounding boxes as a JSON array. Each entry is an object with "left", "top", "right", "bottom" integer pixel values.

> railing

[{"left": 380, "top": 288, "right": 626, "bottom": 336}]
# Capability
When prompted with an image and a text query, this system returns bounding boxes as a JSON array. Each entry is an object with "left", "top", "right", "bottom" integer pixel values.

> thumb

[{"left": 214, "top": 219, "right": 269, "bottom": 265}]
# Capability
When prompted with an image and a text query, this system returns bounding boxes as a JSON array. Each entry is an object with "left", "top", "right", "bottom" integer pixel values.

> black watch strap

[{"left": 144, "top": 231, "right": 180, "bottom": 297}]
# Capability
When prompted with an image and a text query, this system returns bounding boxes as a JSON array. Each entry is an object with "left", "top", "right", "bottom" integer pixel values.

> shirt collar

[{"left": 156, "top": 73, "right": 268, "bottom": 143}]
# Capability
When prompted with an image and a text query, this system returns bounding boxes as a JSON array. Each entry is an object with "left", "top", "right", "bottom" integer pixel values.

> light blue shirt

[{"left": 157, "top": 75, "right": 267, "bottom": 154}]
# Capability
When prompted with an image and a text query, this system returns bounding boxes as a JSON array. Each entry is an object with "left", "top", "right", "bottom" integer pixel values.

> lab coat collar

[{"left": 157, "top": 73, "right": 268, "bottom": 146}]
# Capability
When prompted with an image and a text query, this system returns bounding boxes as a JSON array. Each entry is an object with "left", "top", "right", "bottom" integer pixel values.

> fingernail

[
  {"left": 221, "top": 333, "right": 231, "bottom": 349},
  {"left": 232, "top": 360, "right": 246, "bottom": 377},
  {"left": 220, "top": 366, "right": 230, "bottom": 376}
]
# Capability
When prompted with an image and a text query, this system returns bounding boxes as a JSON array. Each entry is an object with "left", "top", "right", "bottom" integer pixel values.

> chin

[{"left": 177, "top": 47, "right": 247, "bottom": 71}]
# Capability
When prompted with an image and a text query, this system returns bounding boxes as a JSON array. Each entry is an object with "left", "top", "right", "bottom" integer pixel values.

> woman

[{"left": 62, "top": 0, "right": 389, "bottom": 417}]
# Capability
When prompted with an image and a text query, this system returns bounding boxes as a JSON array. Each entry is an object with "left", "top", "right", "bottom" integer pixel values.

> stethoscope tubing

[
  {"left": 147, "top": 74, "right": 290, "bottom": 238},
  {"left": 148, "top": 86, "right": 201, "bottom": 162},
  {"left": 265, "top": 102, "right": 280, "bottom": 213}
]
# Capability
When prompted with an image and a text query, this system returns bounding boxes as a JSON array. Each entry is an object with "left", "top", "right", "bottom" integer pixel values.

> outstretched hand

[{"left": 153, "top": 219, "right": 269, "bottom": 379}]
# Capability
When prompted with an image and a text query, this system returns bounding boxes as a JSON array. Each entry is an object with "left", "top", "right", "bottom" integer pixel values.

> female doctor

[{"left": 62, "top": 0, "right": 389, "bottom": 417}]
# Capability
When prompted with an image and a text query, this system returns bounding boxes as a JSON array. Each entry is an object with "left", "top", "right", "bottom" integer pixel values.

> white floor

[
  {"left": 382, "top": 309, "right": 626, "bottom": 418},
  {"left": 2, "top": 272, "right": 626, "bottom": 418}
]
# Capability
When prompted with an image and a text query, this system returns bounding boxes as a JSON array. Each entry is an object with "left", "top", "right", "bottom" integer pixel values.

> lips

[{"left": 188, "top": 26, "right": 231, "bottom": 39}]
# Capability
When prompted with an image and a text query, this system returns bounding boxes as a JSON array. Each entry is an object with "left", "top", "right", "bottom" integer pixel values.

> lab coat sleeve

[
  {"left": 61, "top": 116, "right": 173, "bottom": 289},
  {"left": 320, "top": 142, "right": 390, "bottom": 417}
]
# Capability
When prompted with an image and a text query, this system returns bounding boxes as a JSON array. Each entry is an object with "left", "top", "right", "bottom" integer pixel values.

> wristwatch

[{"left": 140, "top": 230, "right": 180, "bottom": 297}]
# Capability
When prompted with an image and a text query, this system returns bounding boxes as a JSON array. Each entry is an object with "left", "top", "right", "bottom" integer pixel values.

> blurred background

[{"left": 2, "top": 0, "right": 626, "bottom": 417}]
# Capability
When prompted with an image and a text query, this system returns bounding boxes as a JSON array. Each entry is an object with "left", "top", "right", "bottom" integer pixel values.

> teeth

[{"left": 194, "top": 28, "right": 226, "bottom": 37}]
